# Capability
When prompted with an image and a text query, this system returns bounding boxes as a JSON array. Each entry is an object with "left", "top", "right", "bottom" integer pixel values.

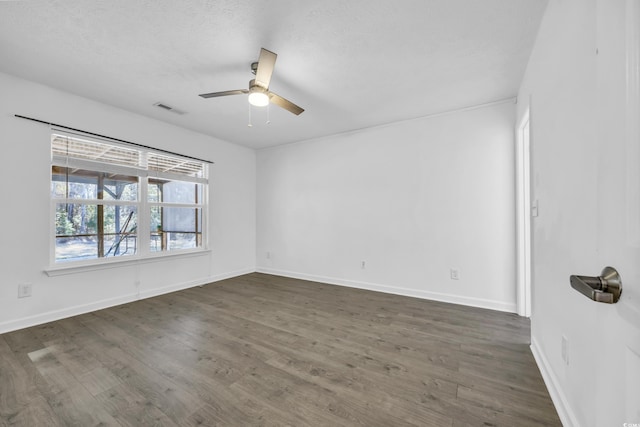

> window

[{"left": 51, "top": 133, "right": 208, "bottom": 264}]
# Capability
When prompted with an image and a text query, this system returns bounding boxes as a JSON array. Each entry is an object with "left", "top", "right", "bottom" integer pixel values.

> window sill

[{"left": 44, "top": 249, "right": 211, "bottom": 277}]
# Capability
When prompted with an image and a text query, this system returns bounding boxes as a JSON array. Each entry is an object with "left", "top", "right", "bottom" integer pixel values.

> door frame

[{"left": 516, "top": 107, "right": 532, "bottom": 317}]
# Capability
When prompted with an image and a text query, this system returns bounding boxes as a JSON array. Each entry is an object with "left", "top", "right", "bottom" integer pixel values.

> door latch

[{"left": 570, "top": 266, "right": 622, "bottom": 303}]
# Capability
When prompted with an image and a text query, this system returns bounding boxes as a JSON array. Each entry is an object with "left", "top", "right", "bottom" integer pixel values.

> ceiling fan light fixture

[{"left": 248, "top": 90, "right": 269, "bottom": 107}]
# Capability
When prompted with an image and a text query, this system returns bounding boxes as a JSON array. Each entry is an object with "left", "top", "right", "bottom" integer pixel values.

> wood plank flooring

[{"left": 0, "top": 273, "right": 561, "bottom": 426}]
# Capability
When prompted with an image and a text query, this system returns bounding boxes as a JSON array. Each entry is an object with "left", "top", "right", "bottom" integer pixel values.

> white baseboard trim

[
  {"left": 136, "top": 267, "right": 255, "bottom": 300},
  {"left": 256, "top": 267, "right": 516, "bottom": 313},
  {"left": 530, "top": 336, "right": 579, "bottom": 427},
  {"left": 0, "top": 267, "right": 254, "bottom": 335}
]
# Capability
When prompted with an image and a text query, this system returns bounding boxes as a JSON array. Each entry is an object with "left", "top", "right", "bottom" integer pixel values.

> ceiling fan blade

[
  {"left": 254, "top": 48, "right": 277, "bottom": 89},
  {"left": 269, "top": 92, "right": 304, "bottom": 115},
  {"left": 199, "top": 89, "right": 248, "bottom": 99}
]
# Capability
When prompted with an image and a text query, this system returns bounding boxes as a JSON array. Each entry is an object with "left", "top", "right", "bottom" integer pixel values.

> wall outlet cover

[{"left": 18, "top": 283, "right": 32, "bottom": 298}]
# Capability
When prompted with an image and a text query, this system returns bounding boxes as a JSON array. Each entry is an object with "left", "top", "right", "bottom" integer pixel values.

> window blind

[{"left": 52, "top": 134, "right": 208, "bottom": 183}]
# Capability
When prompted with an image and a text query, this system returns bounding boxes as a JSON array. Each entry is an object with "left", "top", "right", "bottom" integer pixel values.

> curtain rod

[{"left": 14, "top": 114, "right": 214, "bottom": 164}]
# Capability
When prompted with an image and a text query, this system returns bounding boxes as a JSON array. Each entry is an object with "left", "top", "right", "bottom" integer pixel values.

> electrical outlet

[
  {"left": 18, "top": 283, "right": 32, "bottom": 298},
  {"left": 361, "top": 260, "right": 366, "bottom": 269},
  {"left": 450, "top": 268, "right": 460, "bottom": 280},
  {"left": 561, "top": 335, "right": 569, "bottom": 365},
  {"left": 266, "top": 251, "right": 271, "bottom": 259}
]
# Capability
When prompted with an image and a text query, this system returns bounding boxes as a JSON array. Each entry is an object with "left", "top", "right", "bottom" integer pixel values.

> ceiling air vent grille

[{"left": 153, "top": 102, "right": 186, "bottom": 115}]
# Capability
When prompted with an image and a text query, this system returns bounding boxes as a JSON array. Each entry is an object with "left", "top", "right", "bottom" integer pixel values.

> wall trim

[
  {"left": 259, "top": 97, "right": 517, "bottom": 151},
  {"left": 530, "top": 336, "right": 579, "bottom": 427},
  {"left": 0, "top": 267, "right": 254, "bottom": 335},
  {"left": 45, "top": 249, "right": 212, "bottom": 277},
  {"left": 256, "top": 267, "right": 516, "bottom": 313}
]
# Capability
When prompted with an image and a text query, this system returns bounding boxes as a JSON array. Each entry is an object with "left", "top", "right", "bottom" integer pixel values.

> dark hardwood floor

[{"left": 0, "top": 273, "right": 561, "bottom": 426}]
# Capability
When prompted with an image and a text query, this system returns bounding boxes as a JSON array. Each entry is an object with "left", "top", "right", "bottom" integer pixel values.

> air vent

[{"left": 153, "top": 102, "right": 186, "bottom": 115}]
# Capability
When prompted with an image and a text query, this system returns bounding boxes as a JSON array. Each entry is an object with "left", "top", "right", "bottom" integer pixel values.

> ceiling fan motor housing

[
  {"left": 248, "top": 79, "right": 270, "bottom": 106},
  {"left": 249, "top": 78, "right": 267, "bottom": 91}
]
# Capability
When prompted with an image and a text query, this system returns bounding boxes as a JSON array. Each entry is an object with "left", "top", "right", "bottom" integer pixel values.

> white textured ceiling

[{"left": 0, "top": 1, "right": 547, "bottom": 149}]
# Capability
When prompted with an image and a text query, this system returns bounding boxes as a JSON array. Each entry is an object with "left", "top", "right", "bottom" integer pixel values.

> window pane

[
  {"left": 164, "top": 207, "right": 201, "bottom": 232},
  {"left": 167, "top": 233, "right": 199, "bottom": 251},
  {"left": 148, "top": 152, "right": 204, "bottom": 178},
  {"left": 149, "top": 207, "right": 202, "bottom": 252},
  {"left": 148, "top": 182, "right": 162, "bottom": 203},
  {"left": 51, "top": 167, "right": 98, "bottom": 199},
  {"left": 51, "top": 167, "right": 138, "bottom": 201},
  {"left": 54, "top": 203, "right": 137, "bottom": 262},
  {"left": 55, "top": 236, "right": 98, "bottom": 262},
  {"left": 102, "top": 176, "right": 138, "bottom": 201},
  {"left": 55, "top": 203, "right": 98, "bottom": 261},
  {"left": 147, "top": 179, "right": 202, "bottom": 203},
  {"left": 103, "top": 206, "right": 137, "bottom": 257}
]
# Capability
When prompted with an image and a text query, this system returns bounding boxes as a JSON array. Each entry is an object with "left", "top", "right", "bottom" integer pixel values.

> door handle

[{"left": 570, "top": 266, "right": 622, "bottom": 303}]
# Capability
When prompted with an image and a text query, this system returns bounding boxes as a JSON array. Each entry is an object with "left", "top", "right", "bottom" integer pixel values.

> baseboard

[
  {"left": 530, "top": 336, "right": 579, "bottom": 427},
  {"left": 0, "top": 267, "right": 254, "bottom": 335},
  {"left": 256, "top": 267, "right": 516, "bottom": 313},
  {"left": 136, "top": 267, "right": 255, "bottom": 300},
  {"left": 1, "top": 265, "right": 515, "bottom": 333}
]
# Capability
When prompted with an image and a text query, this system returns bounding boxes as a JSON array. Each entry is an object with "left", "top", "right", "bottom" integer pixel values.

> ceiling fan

[{"left": 199, "top": 48, "right": 304, "bottom": 116}]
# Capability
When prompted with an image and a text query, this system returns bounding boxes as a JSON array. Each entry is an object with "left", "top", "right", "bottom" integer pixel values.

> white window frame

[{"left": 48, "top": 131, "right": 209, "bottom": 271}]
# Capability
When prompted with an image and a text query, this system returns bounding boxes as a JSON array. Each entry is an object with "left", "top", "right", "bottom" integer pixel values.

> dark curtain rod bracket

[{"left": 14, "top": 114, "right": 214, "bottom": 164}]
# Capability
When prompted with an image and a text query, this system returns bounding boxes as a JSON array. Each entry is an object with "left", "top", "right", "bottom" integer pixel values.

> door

[{"left": 594, "top": 0, "right": 640, "bottom": 424}]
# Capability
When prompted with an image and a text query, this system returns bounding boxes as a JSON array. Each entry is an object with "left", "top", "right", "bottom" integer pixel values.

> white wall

[
  {"left": 257, "top": 101, "right": 517, "bottom": 312},
  {"left": 516, "top": 0, "right": 602, "bottom": 425},
  {"left": 0, "top": 71, "right": 256, "bottom": 333}
]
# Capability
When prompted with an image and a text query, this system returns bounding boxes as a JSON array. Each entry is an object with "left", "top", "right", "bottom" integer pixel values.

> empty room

[{"left": 0, "top": 1, "right": 638, "bottom": 426}]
